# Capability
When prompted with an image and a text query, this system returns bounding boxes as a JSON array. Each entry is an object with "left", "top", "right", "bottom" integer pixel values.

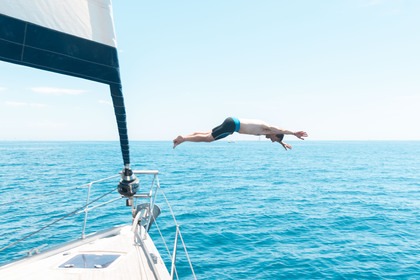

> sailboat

[{"left": 0, "top": 1, "right": 195, "bottom": 279}]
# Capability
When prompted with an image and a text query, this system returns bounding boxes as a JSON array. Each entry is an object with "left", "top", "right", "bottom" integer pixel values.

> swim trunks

[
  {"left": 276, "top": 134, "right": 284, "bottom": 141},
  {"left": 211, "top": 117, "right": 240, "bottom": 140}
]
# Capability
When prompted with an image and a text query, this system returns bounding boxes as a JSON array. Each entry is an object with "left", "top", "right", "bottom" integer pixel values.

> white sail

[
  {"left": 0, "top": 0, "right": 117, "bottom": 47},
  {"left": 0, "top": 0, "right": 131, "bottom": 166}
]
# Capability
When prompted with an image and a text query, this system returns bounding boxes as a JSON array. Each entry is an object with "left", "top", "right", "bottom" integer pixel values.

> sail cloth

[{"left": 0, "top": 0, "right": 130, "bottom": 166}]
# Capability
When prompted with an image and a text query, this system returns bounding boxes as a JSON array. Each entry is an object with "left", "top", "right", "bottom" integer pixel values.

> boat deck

[{"left": 0, "top": 226, "right": 170, "bottom": 280}]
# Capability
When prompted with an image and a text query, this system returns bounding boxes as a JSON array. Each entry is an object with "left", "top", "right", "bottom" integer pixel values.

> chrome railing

[{"left": 79, "top": 170, "right": 197, "bottom": 280}]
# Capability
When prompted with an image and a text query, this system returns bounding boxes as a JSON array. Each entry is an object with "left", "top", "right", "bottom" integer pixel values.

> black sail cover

[{"left": 0, "top": 0, "right": 130, "bottom": 166}]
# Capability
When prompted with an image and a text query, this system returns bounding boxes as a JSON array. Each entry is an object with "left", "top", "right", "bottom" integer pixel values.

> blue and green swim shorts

[{"left": 211, "top": 117, "right": 240, "bottom": 140}]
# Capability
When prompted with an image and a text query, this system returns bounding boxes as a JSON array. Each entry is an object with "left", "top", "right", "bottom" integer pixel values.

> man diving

[{"left": 173, "top": 117, "right": 308, "bottom": 150}]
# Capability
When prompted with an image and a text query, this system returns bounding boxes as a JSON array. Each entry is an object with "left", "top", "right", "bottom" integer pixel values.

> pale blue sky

[{"left": 1, "top": 0, "right": 419, "bottom": 141}]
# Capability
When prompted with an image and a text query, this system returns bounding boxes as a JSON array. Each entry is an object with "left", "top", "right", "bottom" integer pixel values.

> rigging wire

[
  {"left": 153, "top": 219, "right": 180, "bottom": 280},
  {"left": 0, "top": 175, "right": 120, "bottom": 208},
  {"left": 0, "top": 186, "right": 118, "bottom": 253},
  {"left": 159, "top": 189, "right": 197, "bottom": 280}
]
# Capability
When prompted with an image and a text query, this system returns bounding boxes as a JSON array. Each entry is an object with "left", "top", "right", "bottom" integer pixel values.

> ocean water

[{"left": 0, "top": 141, "right": 419, "bottom": 279}]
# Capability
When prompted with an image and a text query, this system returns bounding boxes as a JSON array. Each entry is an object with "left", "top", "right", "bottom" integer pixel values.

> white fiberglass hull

[{"left": 0, "top": 225, "right": 170, "bottom": 280}]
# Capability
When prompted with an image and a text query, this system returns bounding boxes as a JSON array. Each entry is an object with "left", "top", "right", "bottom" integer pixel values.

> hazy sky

[{"left": 1, "top": 0, "right": 419, "bottom": 141}]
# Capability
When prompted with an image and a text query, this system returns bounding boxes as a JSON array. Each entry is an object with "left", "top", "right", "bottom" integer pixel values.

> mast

[{"left": 0, "top": 0, "right": 137, "bottom": 192}]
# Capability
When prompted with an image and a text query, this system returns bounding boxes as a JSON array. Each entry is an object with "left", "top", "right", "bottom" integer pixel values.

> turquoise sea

[{"left": 0, "top": 141, "right": 419, "bottom": 279}]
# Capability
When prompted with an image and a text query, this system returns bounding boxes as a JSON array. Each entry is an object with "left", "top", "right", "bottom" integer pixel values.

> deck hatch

[{"left": 59, "top": 254, "right": 120, "bottom": 269}]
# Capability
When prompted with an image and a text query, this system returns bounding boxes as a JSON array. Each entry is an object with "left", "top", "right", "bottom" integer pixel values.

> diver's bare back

[{"left": 237, "top": 119, "right": 271, "bottom": 135}]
